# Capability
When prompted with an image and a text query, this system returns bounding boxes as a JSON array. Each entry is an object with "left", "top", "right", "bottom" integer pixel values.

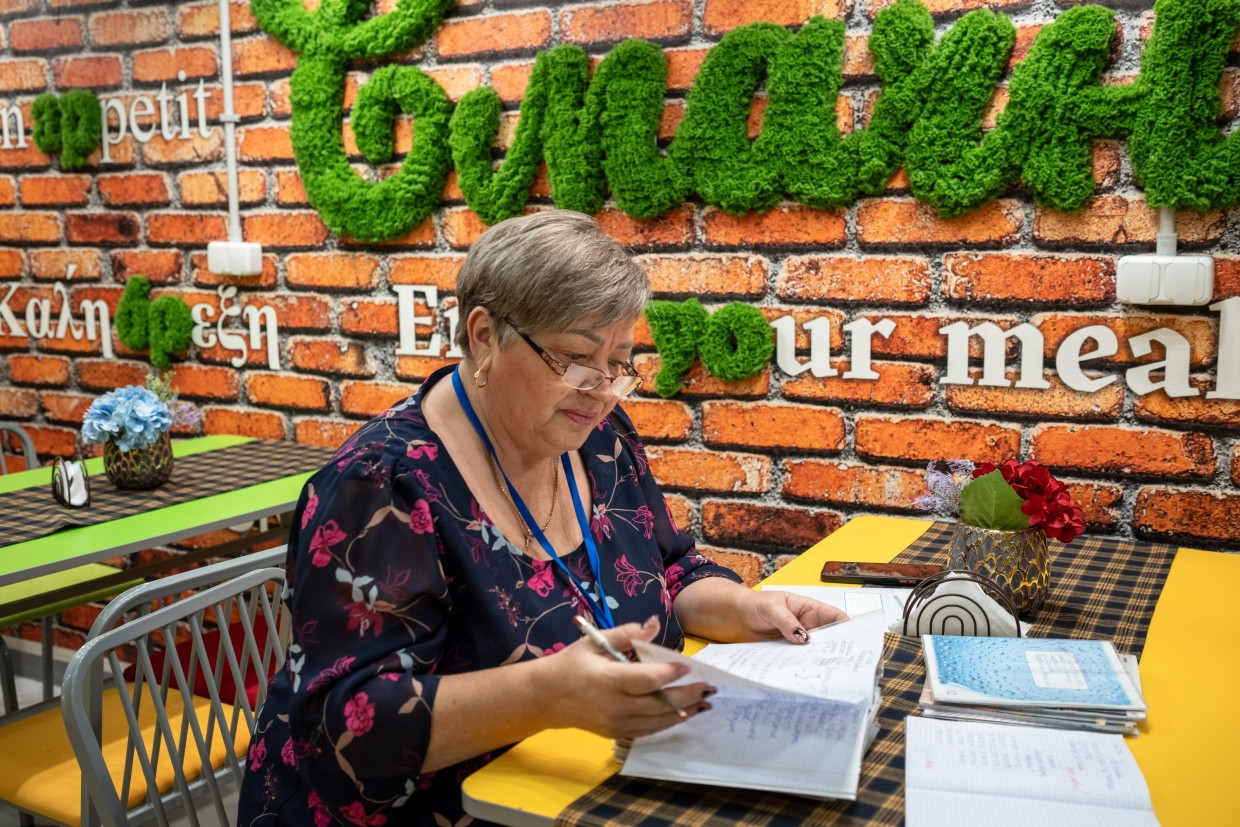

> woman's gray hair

[{"left": 453, "top": 210, "right": 651, "bottom": 357}]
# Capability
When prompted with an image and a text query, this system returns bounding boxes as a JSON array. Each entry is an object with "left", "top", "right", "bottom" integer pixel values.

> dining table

[
  {"left": 460, "top": 514, "right": 1239, "bottom": 827},
  {"left": 0, "top": 435, "right": 335, "bottom": 606}
]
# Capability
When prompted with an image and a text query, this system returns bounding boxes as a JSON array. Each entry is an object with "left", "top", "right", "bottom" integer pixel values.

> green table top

[{"left": 0, "top": 436, "right": 317, "bottom": 587}]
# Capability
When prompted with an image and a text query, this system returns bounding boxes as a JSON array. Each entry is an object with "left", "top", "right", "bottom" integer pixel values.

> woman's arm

[{"left": 673, "top": 576, "right": 848, "bottom": 644}]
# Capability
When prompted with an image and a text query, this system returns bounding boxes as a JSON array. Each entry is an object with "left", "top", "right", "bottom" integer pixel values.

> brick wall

[{"left": 2, "top": 0, "right": 1239, "bottom": 608}]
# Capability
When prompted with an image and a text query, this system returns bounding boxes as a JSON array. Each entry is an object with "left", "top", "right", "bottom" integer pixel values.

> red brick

[
  {"left": 0, "top": 144, "right": 54, "bottom": 171},
  {"left": 244, "top": 293, "right": 331, "bottom": 331},
  {"left": 169, "top": 364, "right": 240, "bottom": 401},
  {"left": 702, "top": 400, "right": 845, "bottom": 453},
  {"left": 243, "top": 212, "right": 329, "bottom": 249},
  {"left": 190, "top": 251, "right": 279, "bottom": 288},
  {"left": 490, "top": 61, "right": 534, "bottom": 103},
  {"left": 778, "top": 255, "right": 930, "bottom": 305},
  {"left": 353, "top": 216, "right": 437, "bottom": 249},
  {"left": 782, "top": 459, "right": 926, "bottom": 509},
  {"left": 855, "top": 416, "right": 1021, "bottom": 465},
  {"left": 87, "top": 8, "right": 169, "bottom": 46},
  {"left": 202, "top": 81, "right": 266, "bottom": 121},
  {"left": 617, "top": 398, "right": 692, "bottom": 441},
  {"left": 272, "top": 169, "right": 308, "bottom": 206},
  {"left": 702, "top": 500, "right": 843, "bottom": 552},
  {"left": 394, "top": 354, "right": 459, "bottom": 380},
  {"left": 0, "top": 177, "right": 14, "bottom": 207},
  {"left": 1034, "top": 197, "right": 1226, "bottom": 247},
  {"left": 664, "top": 47, "right": 709, "bottom": 92},
  {"left": 0, "top": 0, "right": 40, "bottom": 16},
  {"left": 38, "top": 390, "right": 93, "bottom": 424},
  {"left": 633, "top": 353, "right": 769, "bottom": 399},
  {"left": 340, "top": 380, "right": 419, "bottom": 418},
  {"left": 663, "top": 493, "right": 694, "bottom": 534},
  {"left": 1132, "top": 378, "right": 1240, "bottom": 427},
  {"left": 388, "top": 255, "right": 463, "bottom": 290},
  {"left": 436, "top": 10, "right": 551, "bottom": 59},
  {"left": 112, "top": 249, "right": 183, "bottom": 283},
  {"left": 1065, "top": 481, "right": 1123, "bottom": 532},
  {"left": 0, "top": 58, "right": 48, "bottom": 91},
  {"left": 0, "top": 248, "right": 23, "bottom": 279},
  {"left": 1234, "top": 446, "right": 1240, "bottom": 486},
  {"left": 1134, "top": 488, "right": 1240, "bottom": 546},
  {"left": 237, "top": 125, "right": 294, "bottom": 163},
  {"left": 231, "top": 34, "right": 298, "bottom": 77},
  {"left": 0, "top": 212, "right": 61, "bottom": 243},
  {"left": 0, "top": 387, "right": 38, "bottom": 418},
  {"left": 695, "top": 544, "right": 766, "bottom": 588},
  {"left": 704, "top": 0, "right": 848, "bottom": 35},
  {"left": 175, "top": 1, "right": 259, "bottom": 38},
  {"left": 424, "top": 65, "right": 485, "bottom": 102},
  {"left": 946, "top": 370, "right": 1124, "bottom": 421},
  {"left": 942, "top": 253, "right": 1114, "bottom": 305},
  {"left": 703, "top": 204, "right": 845, "bottom": 249},
  {"left": 1031, "top": 424, "right": 1215, "bottom": 478},
  {"left": 294, "top": 419, "right": 361, "bottom": 450},
  {"left": 97, "top": 172, "right": 171, "bottom": 207},
  {"left": 597, "top": 205, "right": 695, "bottom": 250},
  {"left": 560, "top": 1, "right": 692, "bottom": 47},
  {"left": 339, "top": 299, "right": 401, "bottom": 338},
  {"left": 857, "top": 198, "right": 1022, "bottom": 248},
  {"left": 10, "top": 17, "right": 84, "bottom": 52},
  {"left": 637, "top": 254, "right": 768, "bottom": 300},
  {"left": 7, "top": 354, "right": 69, "bottom": 386},
  {"left": 75, "top": 359, "right": 151, "bottom": 391},
  {"left": 65, "top": 212, "right": 139, "bottom": 245},
  {"left": 1092, "top": 140, "right": 1122, "bottom": 190},
  {"left": 1031, "top": 312, "right": 1218, "bottom": 369},
  {"left": 441, "top": 208, "right": 488, "bottom": 249},
  {"left": 202, "top": 407, "right": 287, "bottom": 440},
  {"left": 870, "top": 0, "right": 1027, "bottom": 16},
  {"left": 646, "top": 446, "right": 771, "bottom": 493},
  {"left": 285, "top": 252, "right": 380, "bottom": 291},
  {"left": 27, "top": 248, "right": 99, "bottom": 281},
  {"left": 52, "top": 54, "right": 121, "bottom": 88},
  {"left": 133, "top": 47, "right": 217, "bottom": 83},
  {"left": 85, "top": 137, "right": 135, "bottom": 168},
  {"left": 148, "top": 214, "right": 237, "bottom": 248},
  {"left": 244, "top": 373, "right": 331, "bottom": 411},
  {"left": 287, "top": 337, "right": 374, "bottom": 377},
  {"left": 20, "top": 424, "right": 78, "bottom": 458},
  {"left": 1215, "top": 256, "right": 1240, "bottom": 299},
  {"left": 783, "top": 360, "right": 936, "bottom": 408},
  {"left": 140, "top": 131, "right": 225, "bottom": 167}
]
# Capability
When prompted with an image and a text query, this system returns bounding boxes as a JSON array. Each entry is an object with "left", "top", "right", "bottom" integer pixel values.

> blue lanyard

[{"left": 451, "top": 367, "right": 615, "bottom": 628}]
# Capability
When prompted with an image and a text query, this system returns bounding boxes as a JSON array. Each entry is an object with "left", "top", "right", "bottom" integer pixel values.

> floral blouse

[{"left": 237, "top": 365, "right": 742, "bottom": 827}]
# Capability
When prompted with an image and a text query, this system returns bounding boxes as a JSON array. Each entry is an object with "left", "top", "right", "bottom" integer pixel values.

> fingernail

[
  {"left": 695, "top": 702, "right": 713, "bottom": 714},
  {"left": 644, "top": 614, "right": 660, "bottom": 628},
  {"left": 702, "top": 687, "right": 717, "bottom": 699},
  {"left": 793, "top": 628, "right": 809, "bottom": 643}
]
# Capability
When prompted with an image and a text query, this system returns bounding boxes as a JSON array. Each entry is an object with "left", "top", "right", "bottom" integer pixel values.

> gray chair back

[
  {"left": 60, "top": 552, "right": 289, "bottom": 827},
  {"left": 0, "top": 422, "right": 36, "bottom": 475}
]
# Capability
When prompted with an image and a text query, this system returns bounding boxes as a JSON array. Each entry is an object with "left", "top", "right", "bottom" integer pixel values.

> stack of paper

[
  {"left": 920, "top": 636, "right": 1147, "bottom": 735},
  {"left": 621, "top": 610, "right": 888, "bottom": 801}
]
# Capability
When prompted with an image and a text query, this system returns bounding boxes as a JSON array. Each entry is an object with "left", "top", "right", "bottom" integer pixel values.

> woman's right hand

[{"left": 541, "top": 615, "right": 715, "bottom": 740}]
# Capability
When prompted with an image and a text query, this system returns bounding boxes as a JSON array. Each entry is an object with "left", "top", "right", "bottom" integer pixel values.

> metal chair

[
  {"left": 0, "top": 546, "right": 289, "bottom": 827},
  {"left": 0, "top": 422, "right": 142, "bottom": 716}
]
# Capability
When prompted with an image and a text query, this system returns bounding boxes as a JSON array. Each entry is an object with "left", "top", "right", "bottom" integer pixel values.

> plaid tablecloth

[
  {"left": 0, "top": 440, "right": 334, "bottom": 547},
  {"left": 555, "top": 522, "right": 1178, "bottom": 827}
]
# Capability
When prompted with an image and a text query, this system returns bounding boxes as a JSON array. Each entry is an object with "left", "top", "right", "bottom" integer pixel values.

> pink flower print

[
  {"left": 666, "top": 563, "right": 686, "bottom": 598},
  {"left": 310, "top": 520, "right": 347, "bottom": 568},
  {"left": 344, "top": 692, "right": 375, "bottom": 737},
  {"left": 307, "top": 792, "right": 333, "bottom": 827},
  {"left": 406, "top": 440, "right": 438, "bottom": 461},
  {"left": 248, "top": 737, "right": 267, "bottom": 770},
  {"left": 281, "top": 738, "right": 297, "bottom": 766},
  {"left": 527, "top": 559, "right": 554, "bottom": 597},
  {"left": 542, "top": 641, "right": 567, "bottom": 656},
  {"left": 412, "top": 469, "right": 439, "bottom": 502},
  {"left": 632, "top": 442, "right": 649, "bottom": 476},
  {"left": 409, "top": 499, "right": 433, "bottom": 534},
  {"left": 340, "top": 801, "right": 387, "bottom": 827},
  {"left": 615, "top": 554, "right": 642, "bottom": 597},
  {"left": 301, "top": 492, "right": 318, "bottom": 528},
  {"left": 591, "top": 504, "right": 614, "bottom": 543},
  {"left": 633, "top": 505, "right": 655, "bottom": 539},
  {"left": 346, "top": 600, "right": 383, "bottom": 637}
]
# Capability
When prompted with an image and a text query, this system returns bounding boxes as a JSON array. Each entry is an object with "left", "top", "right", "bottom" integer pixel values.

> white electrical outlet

[
  {"left": 1116, "top": 254, "right": 1213, "bottom": 306},
  {"left": 207, "top": 240, "right": 264, "bottom": 277}
]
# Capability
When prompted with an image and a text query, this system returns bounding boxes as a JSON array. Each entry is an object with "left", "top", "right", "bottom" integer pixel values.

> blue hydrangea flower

[{"left": 82, "top": 385, "right": 172, "bottom": 452}]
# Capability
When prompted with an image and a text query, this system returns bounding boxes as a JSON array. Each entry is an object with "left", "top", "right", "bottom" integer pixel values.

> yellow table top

[{"left": 462, "top": 515, "right": 1235, "bottom": 826}]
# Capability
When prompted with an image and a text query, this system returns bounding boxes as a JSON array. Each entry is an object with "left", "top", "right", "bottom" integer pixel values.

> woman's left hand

[{"left": 738, "top": 590, "right": 848, "bottom": 644}]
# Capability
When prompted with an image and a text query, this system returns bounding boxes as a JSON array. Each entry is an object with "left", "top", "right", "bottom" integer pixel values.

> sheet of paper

[
  {"left": 905, "top": 717, "right": 1159, "bottom": 827},
  {"left": 762, "top": 585, "right": 912, "bottom": 627}
]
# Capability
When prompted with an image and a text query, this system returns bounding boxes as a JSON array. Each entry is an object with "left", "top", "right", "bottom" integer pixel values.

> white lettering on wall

[
  {"left": 189, "top": 286, "right": 279, "bottom": 369},
  {"left": 1055, "top": 325, "right": 1118, "bottom": 393},
  {"left": 393, "top": 285, "right": 441, "bottom": 356},
  {"left": 100, "top": 78, "right": 212, "bottom": 162},
  {"left": 842, "top": 317, "right": 895, "bottom": 380},
  {"left": 0, "top": 104, "right": 27, "bottom": 149},
  {"left": 1126, "top": 328, "right": 1196, "bottom": 398},
  {"left": 1208, "top": 297, "right": 1240, "bottom": 400},
  {"left": 772, "top": 316, "right": 837, "bottom": 378},
  {"left": 940, "top": 321, "right": 1050, "bottom": 389}
]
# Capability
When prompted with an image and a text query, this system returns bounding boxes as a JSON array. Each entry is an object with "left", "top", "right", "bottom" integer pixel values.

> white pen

[{"left": 573, "top": 614, "right": 688, "bottom": 719}]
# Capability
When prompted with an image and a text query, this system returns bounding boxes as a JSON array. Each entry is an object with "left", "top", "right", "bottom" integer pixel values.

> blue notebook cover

[{"left": 922, "top": 636, "right": 1147, "bottom": 711}]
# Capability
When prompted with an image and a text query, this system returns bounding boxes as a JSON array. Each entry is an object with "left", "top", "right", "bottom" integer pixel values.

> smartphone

[{"left": 819, "top": 561, "right": 944, "bottom": 586}]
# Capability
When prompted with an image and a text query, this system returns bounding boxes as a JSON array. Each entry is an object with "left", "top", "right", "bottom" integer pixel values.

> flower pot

[
  {"left": 946, "top": 522, "right": 1049, "bottom": 617},
  {"left": 103, "top": 432, "right": 174, "bottom": 490}
]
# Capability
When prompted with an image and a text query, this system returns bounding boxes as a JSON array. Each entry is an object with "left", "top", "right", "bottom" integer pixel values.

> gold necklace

[{"left": 489, "top": 455, "right": 559, "bottom": 553}]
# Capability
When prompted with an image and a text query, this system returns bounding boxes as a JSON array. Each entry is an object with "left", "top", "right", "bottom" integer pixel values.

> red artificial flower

[{"left": 972, "top": 458, "right": 1085, "bottom": 543}]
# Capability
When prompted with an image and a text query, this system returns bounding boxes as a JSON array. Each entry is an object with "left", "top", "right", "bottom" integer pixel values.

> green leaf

[{"left": 958, "top": 470, "right": 1029, "bottom": 531}]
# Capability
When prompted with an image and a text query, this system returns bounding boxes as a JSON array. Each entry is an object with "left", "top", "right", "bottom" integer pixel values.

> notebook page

[
  {"left": 905, "top": 717, "right": 1158, "bottom": 826},
  {"left": 762, "top": 585, "right": 912, "bottom": 627}
]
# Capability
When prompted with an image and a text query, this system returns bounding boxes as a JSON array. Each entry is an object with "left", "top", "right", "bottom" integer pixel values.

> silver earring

[{"left": 474, "top": 368, "right": 488, "bottom": 388}]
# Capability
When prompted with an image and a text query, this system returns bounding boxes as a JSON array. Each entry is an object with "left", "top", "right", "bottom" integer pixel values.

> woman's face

[{"left": 484, "top": 315, "right": 638, "bottom": 459}]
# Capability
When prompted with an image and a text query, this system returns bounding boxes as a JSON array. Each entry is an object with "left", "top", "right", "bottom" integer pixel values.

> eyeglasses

[{"left": 504, "top": 318, "right": 642, "bottom": 397}]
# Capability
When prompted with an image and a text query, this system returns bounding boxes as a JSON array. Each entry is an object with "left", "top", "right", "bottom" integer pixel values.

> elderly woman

[{"left": 238, "top": 211, "right": 845, "bottom": 827}]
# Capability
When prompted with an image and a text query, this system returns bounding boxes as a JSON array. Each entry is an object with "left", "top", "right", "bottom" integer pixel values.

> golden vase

[
  {"left": 103, "top": 431, "right": 174, "bottom": 490},
  {"left": 946, "top": 522, "right": 1049, "bottom": 617}
]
